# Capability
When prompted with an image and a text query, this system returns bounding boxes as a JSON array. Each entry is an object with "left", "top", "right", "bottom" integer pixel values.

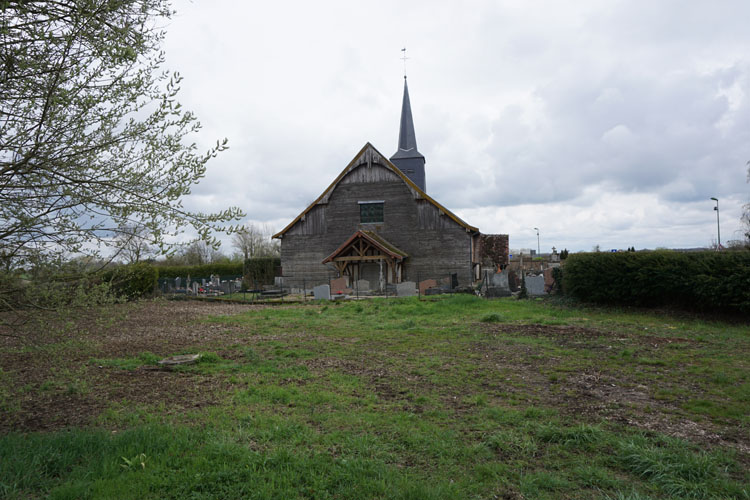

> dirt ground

[
  {"left": 0, "top": 300, "right": 747, "bottom": 463},
  {"left": 478, "top": 323, "right": 749, "bottom": 457},
  {"left": 0, "top": 301, "right": 256, "bottom": 432}
]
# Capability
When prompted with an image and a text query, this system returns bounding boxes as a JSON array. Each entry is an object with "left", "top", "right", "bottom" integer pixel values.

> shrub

[
  {"left": 550, "top": 267, "right": 564, "bottom": 295},
  {"left": 518, "top": 274, "right": 528, "bottom": 300},
  {"left": 480, "top": 313, "right": 503, "bottom": 323},
  {"left": 0, "top": 270, "right": 116, "bottom": 311},
  {"left": 562, "top": 251, "right": 750, "bottom": 313},
  {"left": 101, "top": 263, "right": 158, "bottom": 300}
]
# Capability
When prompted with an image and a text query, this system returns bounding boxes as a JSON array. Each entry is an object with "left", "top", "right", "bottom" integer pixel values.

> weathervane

[{"left": 401, "top": 47, "right": 409, "bottom": 79}]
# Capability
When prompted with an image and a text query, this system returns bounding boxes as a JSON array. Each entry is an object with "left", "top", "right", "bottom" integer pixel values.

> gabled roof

[
  {"left": 272, "top": 142, "right": 479, "bottom": 238},
  {"left": 322, "top": 230, "right": 407, "bottom": 264}
]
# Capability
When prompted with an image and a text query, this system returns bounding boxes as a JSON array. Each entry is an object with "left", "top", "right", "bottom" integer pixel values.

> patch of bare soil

[
  {"left": 476, "top": 322, "right": 749, "bottom": 457},
  {"left": 490, "top": 322, "right": 701, "bottom": 348},
  {"left": 0, "top": 300, "right": 261, "bottom": 433}
]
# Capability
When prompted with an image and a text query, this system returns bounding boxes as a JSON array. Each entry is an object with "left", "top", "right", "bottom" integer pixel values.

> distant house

[{"left": 273, "top": 79, "right": 507, "bottom": 290}]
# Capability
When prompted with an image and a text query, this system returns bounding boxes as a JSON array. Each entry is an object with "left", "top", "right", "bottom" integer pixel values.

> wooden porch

[{"left": 322, "top": 230, "right": 407, "bottom": 285}]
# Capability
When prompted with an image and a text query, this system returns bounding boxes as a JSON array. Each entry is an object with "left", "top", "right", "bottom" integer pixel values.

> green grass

[
  {"left": 1, "top": 295, "right": 748, "bottom": 499},
  {"left": 91, "top": 352, "right": 162, "bottom": 370}
]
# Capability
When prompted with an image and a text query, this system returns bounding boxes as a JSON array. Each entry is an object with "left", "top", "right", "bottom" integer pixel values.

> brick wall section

[{"left": 478, "top": 234, "right": 510, "bottom": 269}]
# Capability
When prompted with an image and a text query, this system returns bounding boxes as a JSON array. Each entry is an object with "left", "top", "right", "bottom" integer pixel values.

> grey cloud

[{"left": 165, "top": 0, "right": 749, "bottom": 251}]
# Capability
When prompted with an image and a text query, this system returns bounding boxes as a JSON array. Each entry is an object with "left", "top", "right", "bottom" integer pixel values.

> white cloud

[{"left": 161, "top": 0, "right": 750, "bottom": 252}]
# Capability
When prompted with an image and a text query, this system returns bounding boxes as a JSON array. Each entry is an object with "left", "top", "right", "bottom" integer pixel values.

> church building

[{"left": 273, "top": 78, "right": 507, "bottom": 290}]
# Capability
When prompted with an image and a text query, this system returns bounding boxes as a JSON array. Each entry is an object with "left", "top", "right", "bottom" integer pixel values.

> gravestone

[
  {"left": 313, "top": 284, "right": 331, "bottom": 300},
  {"left": 419, "top": 279, "right": 438, "bottom": 295},
  {"left": 550, "top": 246, "right": 560, "bottom": 263},
  {"left": 486, "top": 286, "right": 511, "bottom": 298},
  {"left": 396, "top": 281, "right": 417, "bottom": 297},
  {"left": 491, "top": 270, "right": 509, "bottom": 289},
  {"left": 330, "top": 277, "right": 347, "bottom": 294},
  {"left": 486, "top": 269, "right": 511, "bottom": 297},
  {"left": 174, "top": 277, "right": 181, "bottom": 289},
  {"left": 525, "top": 275, "right": 546, "bottom": 296},
  {"left": 355, "top": 279, "right": 370, "bottom": 292},
  {"left": 192, "top": 282, "right": 199, "bottom": 295}
]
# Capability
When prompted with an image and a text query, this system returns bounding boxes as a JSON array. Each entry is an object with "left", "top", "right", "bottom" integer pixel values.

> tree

[
  {"left": 232, "top": 223, "right": 280, "bottom": 260},
  {"left": 113, "top": 223, "right": 154, "bottom": 264},
  {"left": 180, "top": 240, "right": 227, "bottom": 265},
  {"left": 0, "top": 1, "right": 243, "bottom": 270}
]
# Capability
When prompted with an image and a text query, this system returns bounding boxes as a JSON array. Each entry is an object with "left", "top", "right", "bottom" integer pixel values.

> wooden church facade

[
  {"left": 273, "top": 79, "right": 506, "bottom": 290},
  {"left": 274, "top": 145, "right": 480, "bottom": 289}
]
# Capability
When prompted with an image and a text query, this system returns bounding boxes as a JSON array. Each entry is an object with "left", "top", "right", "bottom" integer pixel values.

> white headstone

[
  {"left": 525, "top": 275, "right": 546, "bottom": 296},
  {"left": 313, "top": 284, "right": 331, "bottom": 300},
  {"left": 491, "top": 270, "right": 509, "bottom": 290},
  {"left": 355, "top": 279, "right": 370, "bottom": 292},
  {"left": 396, "top": 281, "right": 417, "bottom": 297}
]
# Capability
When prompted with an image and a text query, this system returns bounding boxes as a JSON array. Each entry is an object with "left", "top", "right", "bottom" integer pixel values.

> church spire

[
  {"left": 390, "top": 77, "right": 426, "bottom": 191},
  {"left": 395, "top": 78, "right": 421, "bottom": 156}
]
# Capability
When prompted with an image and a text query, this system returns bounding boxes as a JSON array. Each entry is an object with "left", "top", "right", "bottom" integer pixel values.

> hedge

[
  {"left": 244, "top": 257, "right": 280, "bottom": 286},
  {"left": 562, "top": 251, "right": 750, "bottom": 313},
  {"left": 101, "top": 263, "right": 159, "bottom": 300}
]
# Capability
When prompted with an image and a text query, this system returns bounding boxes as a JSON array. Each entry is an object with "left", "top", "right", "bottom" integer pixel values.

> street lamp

[
  {"left": 710, "top": 197, "right": 721, "bottom": 250},
  {"left": 533, "top": 227, "right": 540, "bottom": 257}
]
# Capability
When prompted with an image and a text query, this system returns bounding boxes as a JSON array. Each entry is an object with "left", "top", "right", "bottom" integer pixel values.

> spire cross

[{"left": 401, "top": 47, "right": 409, "bottom": 79}]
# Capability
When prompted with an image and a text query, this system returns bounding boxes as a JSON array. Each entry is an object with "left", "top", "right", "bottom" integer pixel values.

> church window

[{"left": 359, "top": 201, "right": 384, "bottom": 223}]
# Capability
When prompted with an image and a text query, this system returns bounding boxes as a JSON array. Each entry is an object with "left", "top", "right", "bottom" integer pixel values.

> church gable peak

[{"left": 273, "top": 142, "right": 477, "bottom": 240}]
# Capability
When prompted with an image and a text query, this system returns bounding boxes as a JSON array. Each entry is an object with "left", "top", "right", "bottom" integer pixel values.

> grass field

[{"left": 0, "top": 296, "right": 748, "bottom": 499}]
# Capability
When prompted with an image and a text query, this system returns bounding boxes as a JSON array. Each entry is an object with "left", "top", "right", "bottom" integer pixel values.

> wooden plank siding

[
  {"left": 279, "top": 160, "right": 475, "bottom": 289},
  {"left": 285, "top": 204, "right": 326, "bottom": 236}
]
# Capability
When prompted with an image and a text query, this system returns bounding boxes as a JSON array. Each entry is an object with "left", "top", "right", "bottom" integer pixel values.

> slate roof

[{"left": 390, "top": 78, "right": 424, "bottom": 161}]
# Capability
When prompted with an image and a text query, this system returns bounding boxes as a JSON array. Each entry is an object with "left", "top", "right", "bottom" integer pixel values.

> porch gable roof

[{"left": 322, "top": 230, "right": 407, "bottom": 264}]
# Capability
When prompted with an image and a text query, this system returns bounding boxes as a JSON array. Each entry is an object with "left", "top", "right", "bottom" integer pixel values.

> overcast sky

[{"left": 162, "top": 0, "right": 749, "bottom": 253}]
